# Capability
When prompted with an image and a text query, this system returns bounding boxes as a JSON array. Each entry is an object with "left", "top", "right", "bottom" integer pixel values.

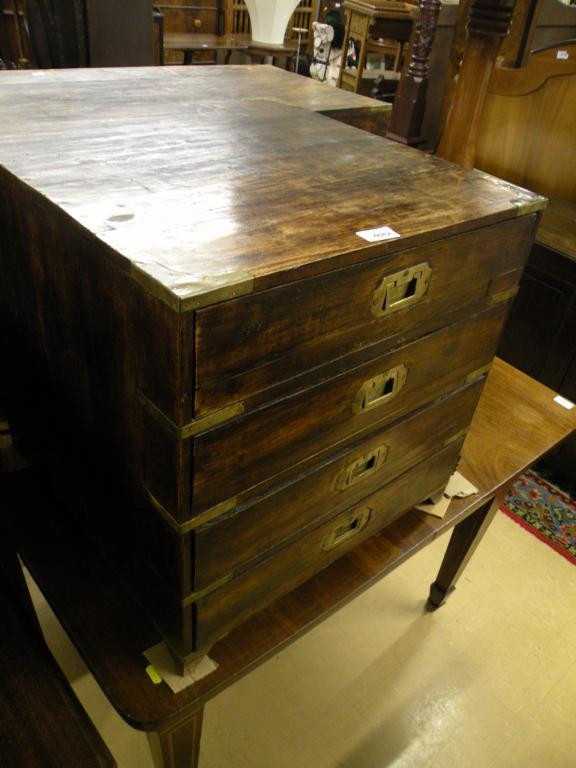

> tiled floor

[{"left": 28, "top": 509, "right": 576, "bottom": 768}]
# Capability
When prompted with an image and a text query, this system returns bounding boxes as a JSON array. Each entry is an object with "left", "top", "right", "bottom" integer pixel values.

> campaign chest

[{"left": 0, "top": 67, "right": 544, "bottom": 671}]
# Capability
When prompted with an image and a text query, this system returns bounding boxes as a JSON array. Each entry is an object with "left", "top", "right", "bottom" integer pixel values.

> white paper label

[
  {"left": 557, "top": 50, "right": 569, "bottom": 60},
  {"left": 554, "top": 395, "right": 574, "bottom": 410},
  {"left": 356, "top": 225, "right": 400, "bottom": 243}
]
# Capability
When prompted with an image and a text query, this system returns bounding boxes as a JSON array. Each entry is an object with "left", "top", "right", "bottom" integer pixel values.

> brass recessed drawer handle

[
  {"left": 371, "top": 262, "right": 432, "bottom": 318},
  {"left": 335, "top": 444, "right": 389, "bottom": 491},
  {"left": 352, "top": 364, "right": 408, "bottom": 414},
  {"left": 322, "top": 508, "right": 372, "bottom": 551}
]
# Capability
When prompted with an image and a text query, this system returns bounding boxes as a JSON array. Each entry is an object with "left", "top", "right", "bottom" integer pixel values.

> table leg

[
  {"left": 150, "top": 708, "right": 204, "bottom": 768},
  {"left": 427, "top": 492, "right": 504, "bottom": 609}
]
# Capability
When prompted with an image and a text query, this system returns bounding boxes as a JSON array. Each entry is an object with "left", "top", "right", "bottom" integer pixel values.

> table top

[
  {"left": 164, "top": 33, "right": 251, "bottom": 52},
  {"left": 164, "top": 33, "right": 299, "bottom": 55},
  {"left": 18, "top": 358, "right": 576, "bottom": 731},
  {"left": 343, "top": 0, "right": 418, "bottom": 18},
  {"left": 0, "top": 65, "right": 544, "bottom": 313}
]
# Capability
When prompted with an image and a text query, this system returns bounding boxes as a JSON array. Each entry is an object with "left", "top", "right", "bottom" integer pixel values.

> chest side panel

[{"left": 0, "top": 169, "right": 191, "bottom": 519}]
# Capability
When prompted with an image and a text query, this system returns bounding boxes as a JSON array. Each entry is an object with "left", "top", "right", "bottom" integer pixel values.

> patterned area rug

[{"left": 501, "top": 469, "right": 576, "bottom": 565}]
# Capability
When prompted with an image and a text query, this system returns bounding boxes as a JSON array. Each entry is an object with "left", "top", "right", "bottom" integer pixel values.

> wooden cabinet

[
  {"left": 497, "top": 199, "right": 576, "bottom": 475},
  {"left": 0, "top": 66, "right": 543, "bottom": 671}
]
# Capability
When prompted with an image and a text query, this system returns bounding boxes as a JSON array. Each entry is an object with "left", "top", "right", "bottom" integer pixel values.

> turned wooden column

[
  {"left": 386, "top": 0, "right": 442, "bottom": 146},
  {"left": 436, "top": 0, "right": 516, "bottom": 167}
]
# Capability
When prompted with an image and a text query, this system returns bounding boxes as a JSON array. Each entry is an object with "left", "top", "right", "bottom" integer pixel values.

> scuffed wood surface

[{"left": 0, "top": 65, "right": 543, "bottom": 308}]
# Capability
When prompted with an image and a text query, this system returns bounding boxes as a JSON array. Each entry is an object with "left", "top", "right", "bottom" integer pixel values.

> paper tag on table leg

[{"left": 445, "top": 471, "right": 478, "bottom": 498}]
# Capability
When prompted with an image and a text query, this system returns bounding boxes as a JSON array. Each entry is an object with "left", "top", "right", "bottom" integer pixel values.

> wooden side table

[
  {"left": 163, "top": 32, "right": 299, "bottom": 67},
  {"left": 163, "top": 32, "right": 250, "bottom": 64},
  {"left": 14, "top": 359, "right": 576, "bottom": 768},
  {"left": 338, "top": 0, "right": 417, "bottom": 93}
]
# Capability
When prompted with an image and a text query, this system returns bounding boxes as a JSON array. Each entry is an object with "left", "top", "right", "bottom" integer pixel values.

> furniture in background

[
  {"left": 436, "top": 0, "right": 517, "bottom": 167},
  {"left": 443, "top": 0, "right": 576, "bottom": 127},
  {"left": 474, "top": 42, "right": 576, "bottom": 474},
  {"left": 1, "top": 0, "right": 153, "bottom": 68},
  {"left": 0, "top": 0, "right": 32, "bottom": 67},
  {"left": 475, "top": 42, "right": 576, "bottom": 199},
  {"left": 12, "top": 360, "right": 576, "bottom": 768},
  {"left": 157, "top": 1, "right": 225, "bottom": 64},
  {"left": 160, "top": 0, "right": 317, "bottom": 65},
  {"left": 388, "top": 0, "right": 575, "bottom": 150},
  {"left": 337, "top": 0, "right": 418, "bottom": 95},
  {"left": 386, "top": 0, "right": 442, "bottom": 145},
  {"left": 389, "top": 0, "right": 575, "bottom": 462},
  {"left": 225, "top": 0, "right": 318, "bottom": 48}
]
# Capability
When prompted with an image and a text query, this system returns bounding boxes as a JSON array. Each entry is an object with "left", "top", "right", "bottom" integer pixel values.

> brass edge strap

[
  {"left": 464, "top": 364, "right": 492, "bottom": 385},
  {"left": 138, "top": 391, "right": 245, "bottom": 440},
  {"left": 146, "top": 490, "right": 238, "bottom": 535},
  {"left": 513, "top": 198, "right": 547, "bottom": 217},
  {"left": 476, "top": 172, "right": 547, "bottom": 216},
  {"left": 491, "top": 287, "right": 519, "bottom": 304},
  {"left": 130, "top": 264, "right": 255, "bottom": 313},
  {"left": 182, "top": 573, "right": 234, "bottom": 607}
]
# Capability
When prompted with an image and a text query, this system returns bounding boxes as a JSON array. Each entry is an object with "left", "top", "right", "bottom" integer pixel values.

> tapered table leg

[
  {"left": 151, "top": 708, "right": 204, "bottom": 768},
  {"left": 427, "top": 492, "right": 505, "bottom": 609}
]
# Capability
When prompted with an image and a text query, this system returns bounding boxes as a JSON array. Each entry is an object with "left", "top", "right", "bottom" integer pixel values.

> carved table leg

[
  {"left": 427, "top": 492, "right": 504, "bottom": 609},
  {"left": 150, "top": 708, "right": 204, "bottom": 768},
  {"left": 387, "top": 0, "right": 442, "bottom": 146}
]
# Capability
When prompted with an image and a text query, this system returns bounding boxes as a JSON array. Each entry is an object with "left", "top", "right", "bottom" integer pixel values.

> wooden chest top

[{"left": 0, "top": 66, "right": 544, "bottom": 312}]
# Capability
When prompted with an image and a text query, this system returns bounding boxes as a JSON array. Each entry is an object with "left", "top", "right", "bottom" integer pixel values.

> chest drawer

[
  {"left": 189, "top": 302, "right": 507, "bottom": 514},
  {"left": 193, "top": 377, "right": 484, "bottom": 589},
  {"left": 194, "top": 216, "right": 534, "bottom": 415},
  {"left": 192, "top": 439, "right": 462, "bottom": 652}
]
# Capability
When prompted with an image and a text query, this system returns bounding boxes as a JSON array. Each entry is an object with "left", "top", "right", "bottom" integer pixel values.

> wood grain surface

[
  {"left": 536, "top": 199, "right": 576, "bottom": 261},
  {"left": 0, "top": 66, "right": 544, "bottom": 309},
  {"left": 195, "top": 215, "right": 535, "bottom": 413}
]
